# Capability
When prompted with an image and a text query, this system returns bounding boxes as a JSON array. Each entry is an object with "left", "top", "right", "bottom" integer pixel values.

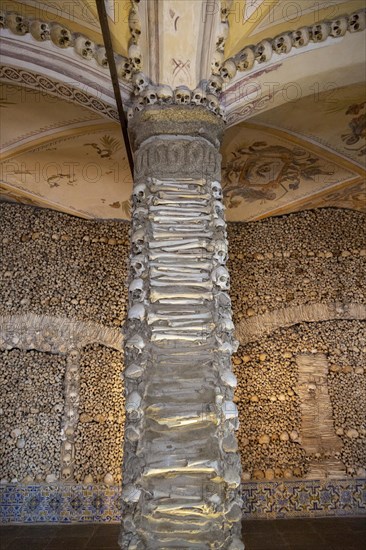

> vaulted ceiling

[{"left": 0, "top": 0, "right": 365, "bottom": 221}]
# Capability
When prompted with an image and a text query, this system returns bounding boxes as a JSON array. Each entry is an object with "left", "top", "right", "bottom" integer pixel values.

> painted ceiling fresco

[
  {"left": 221, "top": 124, "right": 363, "bottom": 221},
  {"left": 0, "top": 0, "right": 365, "bottom": 221},
  {"left": 0, "top": 82, "right": 130, "bottom": 219}
]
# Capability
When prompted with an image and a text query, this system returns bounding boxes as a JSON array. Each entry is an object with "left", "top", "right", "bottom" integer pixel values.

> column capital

[{"left": 128, "top": 105, "right": 225, "bottom": 151}]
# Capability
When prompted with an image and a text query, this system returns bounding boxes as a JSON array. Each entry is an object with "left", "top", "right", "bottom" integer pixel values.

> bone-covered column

[{"left": 120, "top": 107, "right": 243, "bottom": 550}]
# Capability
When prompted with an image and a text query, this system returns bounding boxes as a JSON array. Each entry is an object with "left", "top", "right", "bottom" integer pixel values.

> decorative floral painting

[
  {"left": 341, "top": 101, "right": 366, "bottom": 157},
  {"left": 222, "top": 141, "right": 334, "bottom": 209}
]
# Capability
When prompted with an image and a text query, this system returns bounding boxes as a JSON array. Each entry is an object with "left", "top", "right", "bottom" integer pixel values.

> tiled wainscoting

[{"left": 1, "top": 479, "right": 365, "bottom": 524}]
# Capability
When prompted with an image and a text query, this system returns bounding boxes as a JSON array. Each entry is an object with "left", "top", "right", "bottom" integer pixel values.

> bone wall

[
  {"left": 227, "top": 208, "right": 366, "bottom": 481},
  {"left": 0, "top": 204, "right": 129, "bottom": 327},
  {"left": 0, "top": 204, "right": 365, "bottom": 490},
  {"left": 0, "top": 203, "right": 128, "bottom": 485},
  {"left": 0, "top": 349, "right": 66, "bottom": 483},
  {"left": 74, "top": 344, "right": 125, "bottom": 485}
]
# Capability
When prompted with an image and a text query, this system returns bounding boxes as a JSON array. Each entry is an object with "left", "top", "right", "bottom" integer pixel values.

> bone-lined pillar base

[{"left": 120, "top": 107, "right": 243, "bottom": 550}]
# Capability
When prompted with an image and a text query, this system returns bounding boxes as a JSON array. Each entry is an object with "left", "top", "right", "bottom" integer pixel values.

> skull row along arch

[
  {"left": 1, "top": 12, "right": 143, "bottom": 75},
  {"left": 2, "top": 10, "right": 365, "bottom": 89},
  {"left": 216, "top": 11, "right": 365, "bottom": 82}
]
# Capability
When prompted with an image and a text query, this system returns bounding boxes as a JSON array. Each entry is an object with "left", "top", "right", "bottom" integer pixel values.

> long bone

[
  {"left": 149, "top": 178, "right": 206, "bottom": 189},
  {"left": 151, "top": 333, "right": 211, "bottom": 342},
  {"left": 150, "top": 290, "right": 213, "bottom": 302},
  {"left": 149, "top": 205, "right": 212, "bottom": 214},
  {"left": 153, "top": 230, "right": 212, "bottom": 243},
  {"left": 150, "top": 265, "right": 211, "bottom": 274},
  {"left": 157, "top": 192, "right": 212, "bottom": 200},
  {"left": 151, "top": 225, "right": 211, "bottom": 234},
  {"left": 151, "top": 321, "right": 215, "bottom": 330},
  {"left": 151, "top": 323, "right": 214, "bottom": 332},
  {"left": 151, "top": 279, "right": 213, "bottom": 289},
  {"left": 149, "top": 251, "right": 212, "bottom": 261},
  {"left": 148, "top": 239, "right": 211, "bottom": 250},
  {"left": 150, "top": 270, "right": 210, "bottom": 281},
  {"left": 152, "top": 198, "right": 210, "bottom": 206},
  {"left": 148, "top": 312, "right": 212, "bottom": 324},
  {"left": 151, "top": 216, "right": 211, "bottom": 224}
]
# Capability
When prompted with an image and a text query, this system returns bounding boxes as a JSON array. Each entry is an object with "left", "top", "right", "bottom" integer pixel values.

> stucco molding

[
  {"left": 0, "top": 313, "right": 124, "bottom": 353},
  {"left": 0, "top": 64, "right": 119, "bottom": 120},
  {"left": 236, "top": 302, "right": 366, "bottom": 345}
]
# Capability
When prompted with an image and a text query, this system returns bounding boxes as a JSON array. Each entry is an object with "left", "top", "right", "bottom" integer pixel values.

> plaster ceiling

[
  {"left": 225, "top": 0, "right": 364, "bottom": 56},
  {"left": 0, "top": 0, "right": 365, "bottom": 221},
  {"left": 1, "top": 0, "right": 131, "bottom": 55}
]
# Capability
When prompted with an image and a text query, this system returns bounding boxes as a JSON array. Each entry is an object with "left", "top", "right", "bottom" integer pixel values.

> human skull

[
  {"left": 29, "top": 20, "right": 50, "bottom": 41},
  {"left": 216, "top": 21, "right": 229, "bottom": 51},
  {"left": 206, "top": 93, "right": 220, "bottom": 114},
  {"left": 128, "top": 303, "right": 146, "bottom": 322},
  {"left": 132, "top": 72, "right": 149, "bottom": 94},
  {"left": 174, "top": 86, "right": 192, "bottom": 104},
  {"left": 95, "top": 46, "right": 108, "bottom": 67},
  {"left": 213, "top": 217, "right": 225, "bottom": 232},
  {"left": 212, "top": 266, "right": 230, "bottom": 290},
  {"left": 218, "top": 317, "right": 235, "bottom": 332},
  {"left": 220, "top": 58, "right": 237, "bottom": 82},
  {"left": 156, "top": 84, "right": 173, "bottom": 104},
  {"left": 122, "top": 484, "right": 141, "bottom": 503},
  {"left": 129, "top": 8, "right": 141, "bottom": 42},
  {"left": 50, "top": 23, "right": 73, "bottom": 48},
  {"left": 291, "top": 27, "right": 310, "bottom": 48},
  {"left": 330, "top": 17, "right": 348, "bottom": 37},
  {"left": 213, "top": 200, "right": 225, "bottom": 217},
  {"left": 129, "top": 278, "right": 145, "bottom": 302},
  {"left": 131, "top": 254, "right": 146, "bottom": 277},
  {"left": 63, "top": 452, "right": 72, "bottom": 465},
  {"left": 311, "top": 22, "right": 330, "bottom": 42},
  {"left": 6, "top": 13, "right": 29, "bottom": 35},
  {"left": 348, "top": 10, "right": 366, "bottom": 32},
  {"left": 191, "top": 86, "right": 207, "bottom": 106},
  {"left": 221, "top": 2, "right": 230, "bottom": 22},
  {"left": 125, "top": 426, "right": 141, "bottom": 442},
  {"left": 126, "top": 389, "right": 143, "bottom": 412},
  {"left": 133, "top": 96, "right": 145, "bottom": 112},
  {"left": 125, "top": 334, "right": 145, "bottom": 355},
  {"left": 129, "top": 43, "right": 142, "bottom": 71},
  {"left": 127, "top": 107, "right": 134, "bottom": 122},
  {"left": 134, "top": 206, "right": 148, "bottom": 221},
  {"left": 207, "top": 75, "right": 223, "bottom": 95},
  {"left": 255, "top": 40, "right": 273, "bottom": 62},
  {"left": 141, "top": 86, "right": 158, "bottom": 105},
  {"left": 234, "top": 46, "right": 255, "bottom": 71},
  {"left": 131, "top": 228, "right": 145, "bottom": 254},
  {"left": 211, "top": 50, "right": 224, "bottom": 75},
  {"left": 272, "top": 32, "right": 292, "bottom": 54},
  {"left": 116, "top": 56, "right": 133, "bottom": 80},
  {"left": 211, "top": 180, "right": 223, "bottom": 199},
  {"left": 133, "top": 183, "right": 146, "bottom": 205},
  {"left": 0, "top": 11, "right": 5, "bottom": 29},
  {"left": 74, "top": 35, "right": 95, "bottom": 59},
  {"left": 213, "top": 240, "right": 228, "bottom": 264}
]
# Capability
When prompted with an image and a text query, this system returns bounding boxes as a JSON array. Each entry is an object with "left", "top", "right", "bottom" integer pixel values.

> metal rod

[{"left": 96, "top": 0, "right": 134, "bottom": 175}]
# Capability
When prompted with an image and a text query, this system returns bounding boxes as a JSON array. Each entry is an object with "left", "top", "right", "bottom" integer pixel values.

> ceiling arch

[
  {"left": 0, "top": 0, "right": 365, "bottom": 221},
  {"left": 225, "top": 0, "right": 365, "bottom": 58}
]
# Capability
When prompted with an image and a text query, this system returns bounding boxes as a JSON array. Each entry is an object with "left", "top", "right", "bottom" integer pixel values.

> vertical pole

[{"left": 121, "top": 106, "right": 243, "bottom": 549}]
